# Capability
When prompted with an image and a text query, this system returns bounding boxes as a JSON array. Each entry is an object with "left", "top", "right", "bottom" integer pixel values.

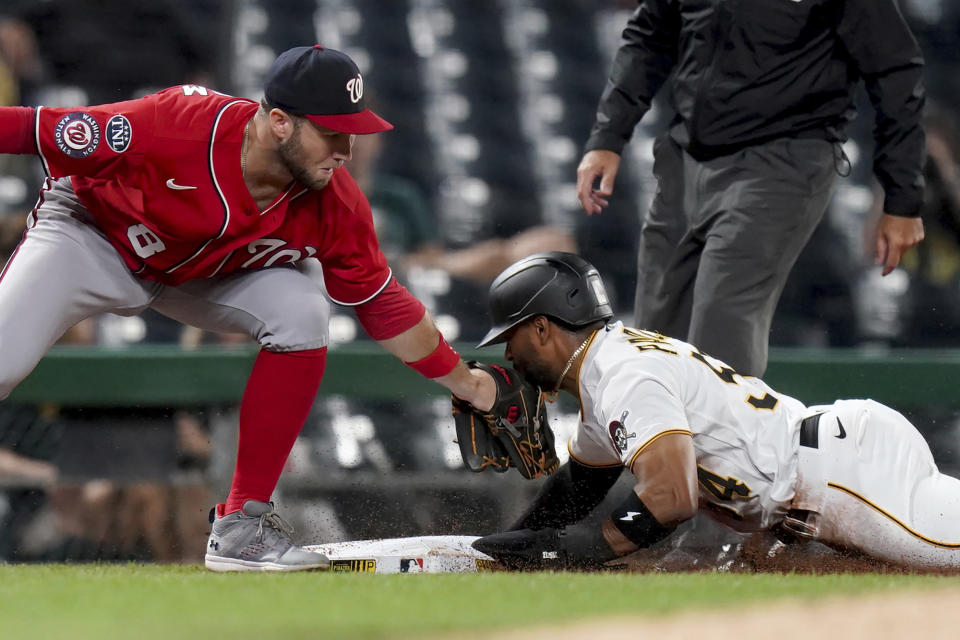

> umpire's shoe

[{"left": 205, "top": 500, "right": 330, "bottom": 572}]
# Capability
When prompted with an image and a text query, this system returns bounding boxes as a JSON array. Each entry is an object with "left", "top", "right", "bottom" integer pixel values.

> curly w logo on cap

[{"left": 263, "top": 45, "right": 392, "bottom": 135}]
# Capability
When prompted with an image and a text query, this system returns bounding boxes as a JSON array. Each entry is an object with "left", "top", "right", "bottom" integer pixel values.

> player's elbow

[
  {"left": 676, "top": 487, "right": 699, "bottom": 522},
  {"left": 648, "top": 482, "right": 698, "bottom": 526},
  {"left": 666, "top": 472, "right": 700, "bottom": 523},
  {"left": 668, "top": 483, "right": 699, "bottom": 523}
]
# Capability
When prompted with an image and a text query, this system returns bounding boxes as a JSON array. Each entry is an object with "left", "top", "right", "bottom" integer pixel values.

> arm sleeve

[
  {"left": 839, "top": 0, "right": 926, "bottom": 217},
  {"left": 30, "top": 97, "right": 154, "bottom": 179},
  {"left": 316, "top": 176, "right": 395, "bottom": 306},
  {"left": 610, "top": 378, "right": 691, "bottom": 471},
  {"left": 0, "top": 107, "right": 36, "bottom": 154},
  {"left": 584, "top": 0, "right": 681, "bottom": 154},
  {"left": 354, "top": 277, "right": 426, "bottom": 341},
  {"left": 508, "top": 459, "right": 624, "bottom": 531},
  {"left": 574, "top": 364, "right": 690, "bottom": 470}
]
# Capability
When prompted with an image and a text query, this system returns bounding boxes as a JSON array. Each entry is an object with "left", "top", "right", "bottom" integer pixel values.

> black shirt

[{"left": 586, "top": 0, "right": 926, "bottom": 216}]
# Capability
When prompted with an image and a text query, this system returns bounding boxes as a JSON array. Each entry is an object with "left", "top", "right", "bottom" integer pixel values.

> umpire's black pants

[{"left": 634, "top": 134, "right": 838, "bottom": 377}]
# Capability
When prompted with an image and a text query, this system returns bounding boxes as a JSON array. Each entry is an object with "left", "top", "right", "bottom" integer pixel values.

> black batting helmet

[{"left": 477, "top": 252, "right": 613, "bottom": 347}]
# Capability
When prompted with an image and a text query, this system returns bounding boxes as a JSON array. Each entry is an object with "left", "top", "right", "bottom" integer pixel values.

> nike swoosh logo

[
  {"left": 166, "top": 179, "right": 197, "bottom": 190},
  {"left": 835, "top": 418, "right": 847, "bottom": 439}
]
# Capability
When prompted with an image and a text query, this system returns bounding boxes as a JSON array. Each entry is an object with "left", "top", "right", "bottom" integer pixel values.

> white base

[{"left": 304, "top": 535, "right": 496, "bottom": 573}]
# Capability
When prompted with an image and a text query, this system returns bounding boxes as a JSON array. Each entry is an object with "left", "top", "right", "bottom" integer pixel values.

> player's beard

[
  {"left": 514, "top": 355, "right": 555, "bottom": 392},
  {"left": 279, "top": 123, "right": 332, "bottom": 191}
]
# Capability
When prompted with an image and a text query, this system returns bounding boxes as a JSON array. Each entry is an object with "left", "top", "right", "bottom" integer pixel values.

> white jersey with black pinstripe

[{"left": 568, "top": 321, "right": 809, "bottom": 530}]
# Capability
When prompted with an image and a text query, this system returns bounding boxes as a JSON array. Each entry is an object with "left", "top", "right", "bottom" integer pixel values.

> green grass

[{"left": 0, "top": 564, "right": 956, "bottom": 640}]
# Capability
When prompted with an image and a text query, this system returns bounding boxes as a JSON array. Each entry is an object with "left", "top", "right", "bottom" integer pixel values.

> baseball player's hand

[
  {"left": 453, "top": 362, "right": 559, "bottom": 479},
  {"left": 576, "top": 150, "right": 621, "bottom": 215},
  {"left": 874, "top": 214, "right": 924, "bottom": 276},
  {"left": 472, "top": 523, "right": 615, "bottom": 570}
]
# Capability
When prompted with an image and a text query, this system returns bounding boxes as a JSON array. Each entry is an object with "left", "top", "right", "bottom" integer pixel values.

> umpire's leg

[
  {"left": 686, "top": 138, "right": 837, "bottom": 376},
  {"left": 634, "top": 134, "right": 700, "bottom": 337}
]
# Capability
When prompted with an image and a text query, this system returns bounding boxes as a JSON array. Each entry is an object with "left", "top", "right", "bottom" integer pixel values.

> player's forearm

[
  {"left": 509, "top": 459, "right": 623, "bottom": 531},
  {"left": 376, "top": 313, "right": 495, "bottom": 410},
  {"left": 585, "top": 1, "right": 678, "bottom": 154},
  {"left": 0, "top": 107, "right": 36, "bottom": 154}
]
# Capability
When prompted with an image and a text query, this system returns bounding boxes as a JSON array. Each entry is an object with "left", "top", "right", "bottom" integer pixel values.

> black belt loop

[{"left": 799, "top": 413, "right": 821, "bottom": 449}]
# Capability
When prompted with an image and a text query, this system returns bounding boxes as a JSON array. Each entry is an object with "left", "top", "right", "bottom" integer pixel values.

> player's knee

[{"left": 255, "top": 294, "right": 331, "bottom": 350}]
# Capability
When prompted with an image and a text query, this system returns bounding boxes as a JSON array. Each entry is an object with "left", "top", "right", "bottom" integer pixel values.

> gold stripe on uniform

[
  {"left": 828, "top": 482, "right": 960, "bottom": 549},
  {"left": 626, "top": 429, "right": 693, "bottom": 471}
]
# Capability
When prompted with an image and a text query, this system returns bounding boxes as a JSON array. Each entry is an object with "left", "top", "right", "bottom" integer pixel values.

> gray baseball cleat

[{"left": 204, "top": 500, "right": 330, "bottom": 572}]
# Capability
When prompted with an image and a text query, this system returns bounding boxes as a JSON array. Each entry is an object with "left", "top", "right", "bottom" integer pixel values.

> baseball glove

[{"left": 452, "top": 362, "right": 559, "bottom": 479}]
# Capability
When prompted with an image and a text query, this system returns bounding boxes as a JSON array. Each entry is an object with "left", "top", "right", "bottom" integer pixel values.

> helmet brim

[{"left": 476, "top": 318, "right": 524, "bottom": 348}]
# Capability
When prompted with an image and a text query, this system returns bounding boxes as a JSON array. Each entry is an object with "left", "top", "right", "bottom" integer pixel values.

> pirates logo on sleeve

[
  {"left": 105, "top": 115, "right": 132, "bottom": 153},
  {"left": 608, "top": 410, "right": 636, "bottom": 453},
  {"left": 54, "top": 112, "right": 101, "bottom": 158}
]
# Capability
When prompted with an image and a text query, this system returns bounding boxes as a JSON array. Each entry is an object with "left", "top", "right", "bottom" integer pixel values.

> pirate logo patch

[
  {"left": 54, "top": 112, "right": 101, "bottom": 159},
  {"left": 608, "top": 410, "right": 636, "bottom": 453}
]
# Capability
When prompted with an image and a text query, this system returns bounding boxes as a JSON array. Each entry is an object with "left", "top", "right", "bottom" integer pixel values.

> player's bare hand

[
  {"left": 874, "top": 214, "right": 924, "bottom": 276},
  {"left": 576, "top": 150, "right": 621, "bottom": 215},
  {"left": 454, "top": 366, "right": 497, "bottom": 412}
]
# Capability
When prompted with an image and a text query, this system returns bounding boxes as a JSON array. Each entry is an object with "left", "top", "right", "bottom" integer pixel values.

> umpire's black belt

[{"left": 799, "top": 413, "right": 822, "bottom": 449}]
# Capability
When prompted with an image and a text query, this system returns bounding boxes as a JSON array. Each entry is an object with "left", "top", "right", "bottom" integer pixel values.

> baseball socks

[{"left": 223, "top": 347, "right": 327, "bottom": 514}]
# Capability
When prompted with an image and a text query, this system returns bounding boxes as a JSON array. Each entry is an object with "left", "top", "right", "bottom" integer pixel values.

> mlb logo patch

[
  {"left": 54, "top": 112, "right": 101, "bottom": 159},
  {"left": 399, "top": 558, "right": 424, "bottom": 573}
]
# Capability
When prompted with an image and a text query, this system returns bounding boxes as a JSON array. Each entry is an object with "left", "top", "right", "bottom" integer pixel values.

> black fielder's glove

[
  {"left": 471, "top": 523, "right": 616, "bottom": 571},
  {"left": 452, "top": 362, "right": 559, "bottom": 479}
]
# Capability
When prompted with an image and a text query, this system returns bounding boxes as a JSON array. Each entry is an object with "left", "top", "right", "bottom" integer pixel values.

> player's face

[
  {"left": 279, "top": 119, "right": 355, "bottom": 190},
  {"left": 503, "top": 322, "right": 556, "bottom": 390}
]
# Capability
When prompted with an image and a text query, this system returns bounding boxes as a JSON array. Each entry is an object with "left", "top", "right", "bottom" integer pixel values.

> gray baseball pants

[
  {"left": 0, "top": 177, "right": 331, "bottom": 400},
  {"left": 634, "top": 134, "right": 838, "bottom": 376}
]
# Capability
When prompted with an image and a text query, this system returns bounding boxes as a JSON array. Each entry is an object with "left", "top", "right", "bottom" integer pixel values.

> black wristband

[{"left": 609, "top": 491, "right": 675, "bottom": 548}]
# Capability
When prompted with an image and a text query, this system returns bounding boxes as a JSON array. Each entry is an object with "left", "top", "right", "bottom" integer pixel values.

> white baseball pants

[{"left": 792, "top": 399, "right": 960, "bottom": 569}]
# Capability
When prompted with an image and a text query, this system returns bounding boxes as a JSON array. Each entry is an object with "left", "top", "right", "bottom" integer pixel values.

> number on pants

[
  {"left": 126, "top": 224, "right": 166, "bottom": 259},
  {"left": 697, "top": 466, "right": 751, "bottom": 501}
]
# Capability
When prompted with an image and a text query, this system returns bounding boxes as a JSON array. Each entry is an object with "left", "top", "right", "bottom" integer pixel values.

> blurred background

[{"left": 0, "top": 0, "right": 959, "bottom": 564}]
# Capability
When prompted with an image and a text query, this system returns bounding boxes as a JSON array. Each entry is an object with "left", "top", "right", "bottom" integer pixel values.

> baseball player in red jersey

[{"left": 0, "top": 45, "right": 496, "bottom": 572}]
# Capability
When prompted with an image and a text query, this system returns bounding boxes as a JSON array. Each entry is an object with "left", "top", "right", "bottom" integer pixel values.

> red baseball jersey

[{"left": 30, "top": 85, "right": 391, "bottom": 304}]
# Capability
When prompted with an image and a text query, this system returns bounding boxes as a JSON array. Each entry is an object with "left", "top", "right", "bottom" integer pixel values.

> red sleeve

[
  {"left": 31, "top": 96, "right": 154, "bottom": 178},
  {"left": 0, "top": 107, "right": 37, "bottom": 154},
  {"left": 354, "top": 277, "right": 427, "bottom": 340},
  {"left": 315, "top": 170, "right": 394, "bottom": 304}
]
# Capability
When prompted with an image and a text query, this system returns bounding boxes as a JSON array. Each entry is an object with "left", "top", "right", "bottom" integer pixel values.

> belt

[{"left": 799, "top": 413, "right": 822, "bottom": 449}]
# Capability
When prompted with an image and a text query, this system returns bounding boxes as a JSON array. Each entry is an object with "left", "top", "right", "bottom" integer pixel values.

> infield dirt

[{"left": 467, "top": 586, "right": 960, "bottom": 640}]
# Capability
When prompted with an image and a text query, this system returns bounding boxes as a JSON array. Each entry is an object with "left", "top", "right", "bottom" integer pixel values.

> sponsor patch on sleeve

[
  {"left": 54, "top": 112, "right": 101, "bottom": 159},
  {"left": 105, "top": 115, "right": 132, "bottom": 153}
]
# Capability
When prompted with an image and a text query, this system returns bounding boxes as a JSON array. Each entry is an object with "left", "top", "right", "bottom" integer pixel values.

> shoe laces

[{"left": 256, "top": 510, "right": 294, "bottom": 543}]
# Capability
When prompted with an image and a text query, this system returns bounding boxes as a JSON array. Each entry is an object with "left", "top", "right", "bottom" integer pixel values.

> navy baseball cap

[{"left": 263, "top": 45, "right": 393, "bottom": 135}]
